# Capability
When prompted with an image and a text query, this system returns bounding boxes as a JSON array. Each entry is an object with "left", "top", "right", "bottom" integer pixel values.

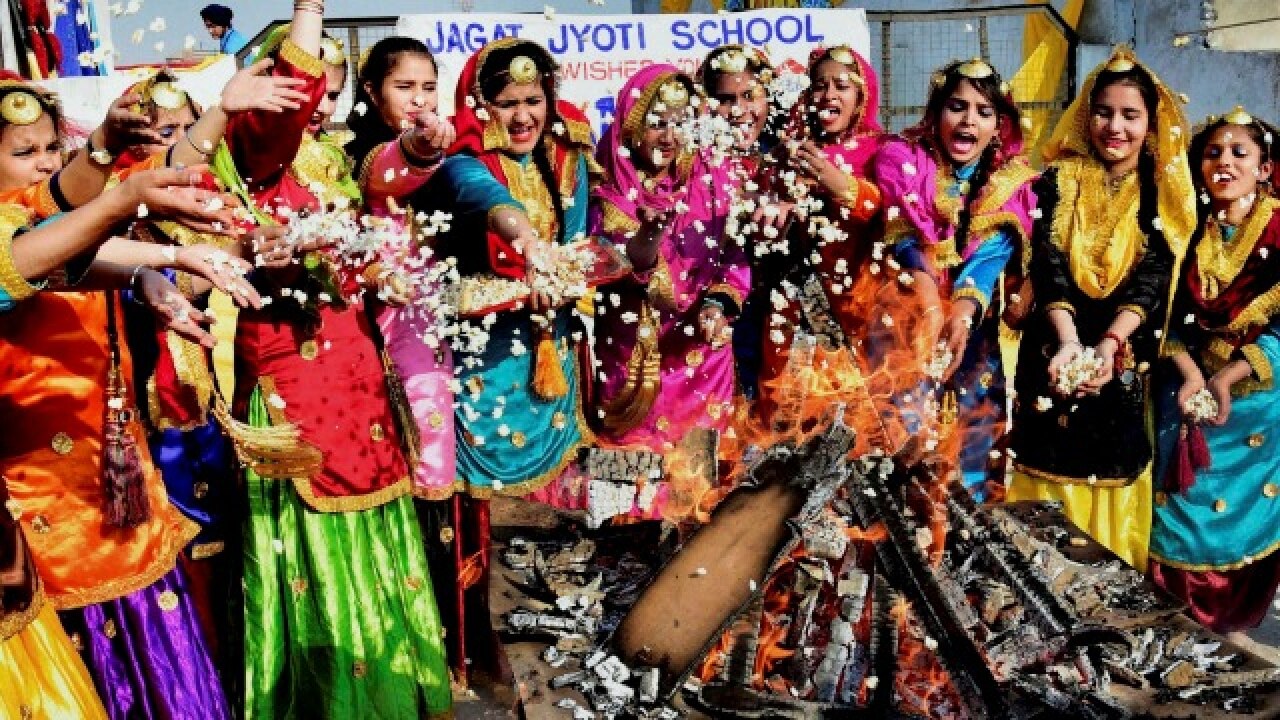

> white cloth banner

[{"left": 396, "top": 8, "right": 870, "bottom": 133}]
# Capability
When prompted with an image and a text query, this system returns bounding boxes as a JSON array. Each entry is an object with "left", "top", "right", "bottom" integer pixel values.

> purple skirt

[{"left": 59, "top": 564, "right": 230, "bottom": 720}]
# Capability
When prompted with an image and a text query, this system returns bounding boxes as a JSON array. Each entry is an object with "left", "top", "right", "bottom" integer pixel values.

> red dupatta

[{"left": 448, "top": 38, "right": 594, "bottom": 280}]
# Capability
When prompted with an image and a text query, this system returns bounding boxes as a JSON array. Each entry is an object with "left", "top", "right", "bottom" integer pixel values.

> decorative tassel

[
  {"left": 210, "top": 400, "right": 324, "bottom": 479},
  {"left": 380, "top": 349, "right": 421, "bottom": 468},
  {"left": 103, "top": 366, "right": 150, "bottom": 528},
  {"left": 1163, "top": 422, "right": 1211, "bottom": 495},
  {"left": 531, "top": 324, "right": 569, "bottom": 401},
  {"left": 1188, "top": 423, "right": 1211, "bottom": 472},
  {"left": 600, "top": 304, "right": 661, "bottom": 434}
]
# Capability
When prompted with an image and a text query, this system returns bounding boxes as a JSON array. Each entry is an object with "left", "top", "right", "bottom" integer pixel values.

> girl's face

[
  {"left": 711, "top": 70, "right": 768, "bottom": 151},
  {"left": 1200, "top": 123, "right": 1272, "bottom": 208},
  {"left": 489, "top": 82, "right": 547, "bottom": 155},
  {"left": 368, "top": 54, "right": 438, "bottom": 131},
  {"left": 150, "top": 103, "right": 197, "bottom": 153},
  {"left": 632, "top": 99, "right": 684, "bottom": 176},
  {"left": 0, "top": 114, "right": 61, "bottom": 191},
  {"left": 309, "top": 64, "right": 348, "bottom": 134},
  {"left": 937, "top": 79, "right": 999, "bottom": 166},
  {"left": 1089, "top": 82, "right": 1150, "bottom": 171},
  {"left": 809, "top": 58, "right": 863, "bottom": 137}
]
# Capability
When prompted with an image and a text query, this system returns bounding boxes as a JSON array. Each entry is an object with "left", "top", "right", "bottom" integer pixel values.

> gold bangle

[{"left": 293, "top": 0, "right": 324, "bottom": 13}]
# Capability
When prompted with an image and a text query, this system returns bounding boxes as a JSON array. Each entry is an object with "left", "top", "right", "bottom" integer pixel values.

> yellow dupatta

[{"left": 1040, "top": 47, "right": 1196, "bottom": 300}]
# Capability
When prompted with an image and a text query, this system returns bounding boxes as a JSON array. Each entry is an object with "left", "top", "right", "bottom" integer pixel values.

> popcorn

[
  {"left": 923, "top": 341, "right": 953, "bottom": 381},
  {"left": 1054, "top": 346, "right": 1104, "bottom": 396},
  {"left": 1183, "top": 388, "right": 1219, "bottom": 424}
]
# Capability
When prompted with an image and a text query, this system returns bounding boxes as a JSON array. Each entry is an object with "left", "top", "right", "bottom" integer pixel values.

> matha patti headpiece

[
  {"left": 320, "top": 37, "right": 346, "bottom": 67},
  {"left": 0, "top": 90, "right": 45, "bottom": 126},
  {"left": 957, "top": 57, "right": 995, "bottom": 80},
  {"left": 715, "top": 48, "right": 750, "bottom": 74},
  {"left": 657, "top": 80, "right": 689, "bottom": 110},
  {"left": 828, "top": 46, "right": 855, "bottom": 67},
  {"left": 1223, "top": 105, "right": 1255, "bottom": 126},
  {"left": 1104, "top": 53, "right": 1136, "bottom": 73},
  {"left": 508, "top": 55, "right": 540, "bottom": 85},
  {"left": 149, "top": 81, "right": 189, "bottom": 110}
]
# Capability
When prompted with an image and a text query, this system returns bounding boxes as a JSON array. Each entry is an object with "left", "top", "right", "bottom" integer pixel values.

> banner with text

[{"left": 396, "top": 8, "right": 870, "bottom": 135}]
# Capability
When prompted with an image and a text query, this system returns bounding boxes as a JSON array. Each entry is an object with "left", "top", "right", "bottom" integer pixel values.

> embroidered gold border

[
  {"left": 0, "top": 230, "right": 40, "bottom": 303},
  {"left": 952, "top": 286, "right": 989, "bottom": 313},
  {"left": 278, "top": 38, "right": 326, "bottom": 79},
  {"left": 1150, "top": 535, "right": 1280, "bottom": 572},
  {"left": 257, "top": 375, "right": 412, "bottom": 513},
  {"left": 621, "top": 71, "right": 681, "bottom": 145},
  {"left": 356, "top": 140, "right": 391, "bottom": 191},
  {"left": 189, "top": 541, "right": 225, "bottom": 560},
  {"left": 1195, "top": 196, "right": 1277, "bottom": 300},
  {"left": 1117, "top": 304, "right": 1148, "bottom": 323},
  {"left": 0, "top": 580, "right": 44, "bottom": 642},
  {"left": 706, "top": 282, "right": 744, "bottom": 310},
  {"left": 599, "top": 200, "right": 641, "bottom": 235},
  {"left": 1044, "top": 300, "right": 1076, "bottom": 315},
  {"left": 1011, "top": 461, "right": 1138, "bottom": 488},
  {"left": 646, "top": 254, "right": 675, "bottom": 311},
  {"left": 1240, "top": 343, "right": 1273, "bottom": 386},
  {"left": 51, "top": 514, "right": 200, "bottom": 610}
]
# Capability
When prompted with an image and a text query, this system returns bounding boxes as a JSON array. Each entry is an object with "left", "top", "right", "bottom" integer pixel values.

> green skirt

[{"left": 243, "top": 389, "right": 452, "bottom": 719}]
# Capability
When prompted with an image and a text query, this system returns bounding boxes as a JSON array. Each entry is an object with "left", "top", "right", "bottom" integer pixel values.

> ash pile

[{"left": 496, "top": 411, "right": 1280, "bottom": 719}]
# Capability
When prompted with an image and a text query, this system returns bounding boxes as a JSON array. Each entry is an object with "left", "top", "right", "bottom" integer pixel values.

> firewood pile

[{"left": 491, "top": 413, "right": 1280, "bottom": 718}]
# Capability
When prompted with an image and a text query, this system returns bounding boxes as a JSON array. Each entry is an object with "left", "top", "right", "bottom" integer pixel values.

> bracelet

[
  {"left": 294, "top": 0, "right": 324, "bottom": 13},
  {"left": 1102, "top": 331, "right": 1127, "bottom": 358},
  {"left": 128, "top": 265, "right": 147, "bottom": 302}
]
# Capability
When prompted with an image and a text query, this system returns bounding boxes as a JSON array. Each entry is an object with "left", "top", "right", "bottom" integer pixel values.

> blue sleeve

[
  {"left": 892, "top": 236, "right": 928, "bottom": 272},
  {"left": 439, "top": 155, "right": 523, "bottom": 218},
  {"left": 0, "top": 286, "right": 15, "bottom": 313},
  {"left": 562, "top": 154, "right": 589, "bottom": 243},
  {"left": 952, "top": 230, "right": 1015, "bottom": 312}
]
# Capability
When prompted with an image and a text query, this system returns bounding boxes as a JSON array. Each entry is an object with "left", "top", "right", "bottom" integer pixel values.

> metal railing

[{"left": 241, "top": 4, "right": 1077, "bottom": 135}]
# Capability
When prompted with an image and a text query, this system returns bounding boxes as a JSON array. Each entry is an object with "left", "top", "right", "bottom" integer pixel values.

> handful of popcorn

[
  {"left": 1183, "top": 388, "right": 1219, "bottom": 424},
  {"left": 1054, "top": 346, "right": 1105, "bottom": 395},
  {"left": 923, "top": 341, "right": 954, "bottom": 381}
]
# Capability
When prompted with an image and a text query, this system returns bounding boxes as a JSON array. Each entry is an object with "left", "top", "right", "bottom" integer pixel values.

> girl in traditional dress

[
  {"left": 699, "top": 45, "right": 778, "bottom": 400},
  {"left": 405, "top": 36, "right": 596, "bottom": 682},
  {"left": 578, "top": 65, "right": 749, "bottom": 520},
  {"left": 873, "top": 58, "right": 1036, "bottom": 499},
  {"left": 751, "top": 45, "right": 883, "bottom": 427},
  {"left": 0, "top": 74, "right": 260, "bottom": 718},
  {"left": 1006, "top": 48, "right": 1196, "bottom": 570},
  {"left": 699, "top": 44, "right": 777, "bottom": 160},
  {"left": 1150, "top": 107, "right": 1280, "bottom": 631},
  {"left": 212, "top": 4, "right": 451, "bottom": 716},
  {"left": 346, "top": 36, "right": 458, "bottom": 503}
]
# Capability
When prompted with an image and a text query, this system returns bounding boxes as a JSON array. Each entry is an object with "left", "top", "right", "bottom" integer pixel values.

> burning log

[{"left": 611, "top": 409, "right": 858, "bottom": 698}]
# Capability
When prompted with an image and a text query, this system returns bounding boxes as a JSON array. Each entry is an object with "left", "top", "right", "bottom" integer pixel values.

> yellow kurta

[{"left": 1007, "top": 466, "right": 1152, "bottom": 571}]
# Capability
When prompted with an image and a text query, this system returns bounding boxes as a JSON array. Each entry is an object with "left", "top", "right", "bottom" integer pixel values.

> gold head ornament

[
  {"left": 1104, "top": 50, "right": 1136, "bottom": 73},
  {"left": 716, "top": 47, "right": 750, "bottom": 74},
  {"left": 0, "top": 90, "right": 45, "bottom": 126},
  {"left": 957, "top": 57, "right": 995, "bottom": 80},
  {"left": 1223, "top": 105, "right": 1255, "bottom": 126},
  {"left": 508, "top": 55, "right": 540, "bottom": 85},
  {"left": 320, "top": 37, "right": 346, "bottom": 67},
  {"left": 149, "top": 81, "right": 189, "bottom": 110},
  {"left": 827, "top": 46, "right": 855, "bottom": 66},
  {"left": 657, "top": 80, "right": 689, "bottom": 111}
]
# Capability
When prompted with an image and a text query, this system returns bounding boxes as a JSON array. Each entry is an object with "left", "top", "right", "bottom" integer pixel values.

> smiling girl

[
  {"left": 1006, "top": 48, "right": 1197, "bottom": 570},
  {"left": 1149, "top": 108, "right": 1280, "bottom": 632},
  {"left": 873, "top": 58, "right": 1036, "bottom": 499}
]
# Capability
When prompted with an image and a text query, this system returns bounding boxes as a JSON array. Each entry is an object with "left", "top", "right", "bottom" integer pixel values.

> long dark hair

[
  {"left": 477, "top": 42, "right": 566, "bottom": 244},
  {"left": 908, "top": 60, "right": 1022, "bottom": 250},
  {"left": 1091, "top": 65, "right": 1162, "bottom": 238},
  {"left": 344, "top": 36, "right": 437, "bottom": 173}
]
